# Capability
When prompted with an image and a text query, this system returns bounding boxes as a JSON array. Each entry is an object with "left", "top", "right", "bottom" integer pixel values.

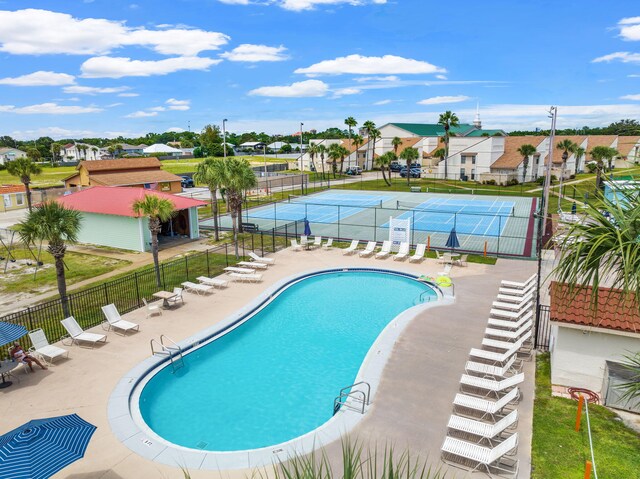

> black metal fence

[
  {"left": 0, "top": 232, "right": 288, "bottom": 348},
  {"left": 535, "top": 304, "right": 552, "bottom": 351}
]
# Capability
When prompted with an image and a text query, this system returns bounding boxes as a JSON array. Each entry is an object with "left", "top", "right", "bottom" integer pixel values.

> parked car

[
  {"left": 345, "top": 166, "right": 363, "bottom": 175},
  {"left": 400, "top": 167, "right": 422, "bottom": 178},
  {"left": 390, "top": 161, "right": 403, "bottom": 172},
  {"left": 180, "top": 175, "right": 194, "bottom": 188}
]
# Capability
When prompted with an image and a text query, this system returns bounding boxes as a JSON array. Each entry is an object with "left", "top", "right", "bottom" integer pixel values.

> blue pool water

[{"left": 138, "top": 271, "right": 436, "bottom": 451}]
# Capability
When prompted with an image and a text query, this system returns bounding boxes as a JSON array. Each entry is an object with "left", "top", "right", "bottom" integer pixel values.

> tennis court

[
  {"left": 388, "top": 197, "right": 516, "bottom": 237},
  {"left": 242, "top": 193, "right": 389, "bottom": 223}
]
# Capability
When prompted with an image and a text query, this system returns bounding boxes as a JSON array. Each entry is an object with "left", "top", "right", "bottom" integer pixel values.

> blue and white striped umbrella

[
  {"left": 0, "top": 321, "right": 28, "bottom": 347},
  {"left": 0, "top": 414, "right": 97, "bottom": 479}
]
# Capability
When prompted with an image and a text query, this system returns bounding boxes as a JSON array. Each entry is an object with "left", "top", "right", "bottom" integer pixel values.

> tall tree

[
  {"left": 556, "top": 139, "right": 577, "bottom": 206},
  {"left": 51, "top": 142, "right": 62, "bottom": 165},
  {"left": 193, "top": 157, "right": 226, "bottom": 241},
  {"left": 574, "top": 146, "right": 586, "bottom": 176},
  {"left": 221, "top": 158, "right": 257, "bottom": 257},
  {"left": 317, "top": 144, "right": 327, "bottom": 179},
  {"left": 17, "top": 201, "right": 81, "bottom": 317},
  {"left": 336, "top": 145, "right": 350, "bottom": 176},
  {"left": 362, "top": 120, "right": 376, "bottom": 170},
  {"left": 26, "top": 147, "right": 42, "bottom": 162},
  {"left": 344, "top": 117, "right": 357, "bottom": 152},
  {"left": 6, "top": 157, "right": 42, "bottom": 212},
  {"left": 200, "top": 124, "right": 223, "bottom": 155},
  {"left": 307, "top": 143, "right": 319, "bottom": 173},
  {"left": 327, "top": 143, "right": 343, "bottom": 178},
  {"left": 399, "top": 147, "right": 419, "bottom": 186},
  {"left": 351, "top": 134, "right": 364, "bottom": 170},
  {"left": 516, "top": 144, "right": 537, "bottom": 183},
  {"left": 132, "top": 194, "right": 176, "bottom": 287},
  {"left": 438, "top": 111, "right": 460, "bottom": 179},
  {"left": 590, "top": 146, "right": 620, "bottom": 192},
  {"left": 392, "top": 136, "right": 403, "bottom": 157},
  {"left": 376, "top": 152, "right": 395, "bottom": 186},
  {"left": 368, "top": 127, "right": 380, "bottom": 174}
]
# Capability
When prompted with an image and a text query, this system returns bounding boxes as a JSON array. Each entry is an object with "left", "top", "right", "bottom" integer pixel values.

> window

[
  {"left": 15, "top": 193, "right": 24, "bottom": 206},
  {"left": 460, "top": 156, "right": 466, "bottom": 164},
  {"left": 3, "top": 195, "right": 10, "bottom": 208},
  {"left": 472, "top": 156, "right": 476, "bottom": 165}
]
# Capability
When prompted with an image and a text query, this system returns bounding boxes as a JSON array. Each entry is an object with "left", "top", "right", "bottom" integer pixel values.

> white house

[
  {"left": 486, "top": 136, "right": 545, "bottom": 184},
  {"left": 61, "top": 142, "right": 101, "bottom": 161},
  {"left": 0, "top": 147, "right": 26, "bottom": 165},
  {"left": 143, "top": 143, "right": 182, "bottom": 157},
  {"left": 549, "top": 281, "right": 640, "bottom": 413}
]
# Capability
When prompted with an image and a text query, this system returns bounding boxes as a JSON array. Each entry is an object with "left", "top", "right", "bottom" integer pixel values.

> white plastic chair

[
  {"left": 343, "top": 240, "right": 360, "bottom": 255},
  {"left": 359, "top": 241, "right": 377, "bottom": 257},
  {"left": 441, "top": 432, "right": 519, "bottom": 476},
  {"left": 229, "top": 272, "right": 263, "bottom": 282},
  {"left": 375, "top": 240, "right": 391, "bottom": 259},
  {"left": 409, "top": 244, "right": 426, "bottom": 262},
  {"left": 487, "top": 310, "right": 533, "bottom": 330},
  {"left": 465, "top": 355, "right": 521, "bottom": 378},
  {"left": 181, "top": 281, "right": 214, "bottom": 295},
  {"left": 249, "top": 251, "right": 275, "bottom": 264},
  {"left": 142, "top": 298, "right": 162, "bottom": 318},
  {"left": 393, "top": 242, "right": 410, "bottom": 261},
  {"left": 101, "top": 304, "right": 140, "bottom": 335},
  {"left": 61, "top": 317, "right": 107, "bottom": 348},
  {"left": 501, "top": 274, "right": 536, "bottom": 290},
  {"left": 323, "top": 238, "right": 334, "bottom": 249},
  {"left": 291, "top": 239, "right": 302, "bottom": 251},
  {"left": 167, "top": 287, "right": 184, "bottom": 306},
  {"left": 28, "top": 329, "right": 69, "bottom": 365},
  {"left": 196, "top": 276, "right": 229, "bottom": 288},
  {"left": 311, "top": 236, "right": 322, "bottom": 248},
  {"left": 459, "top": 373, "right": 525, "bottom": 398},
  {"left": 446, "top": 409, "right": 518, "bottom": 445},
  {"left": 452, "top": 387, "right": 519, "bottom": 421}
]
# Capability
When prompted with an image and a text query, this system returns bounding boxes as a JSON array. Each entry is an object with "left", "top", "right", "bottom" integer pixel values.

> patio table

[
  {"left": 0, "top": 360, "right": 20, "bottom": 389},
  {"left": 153, "top": 291, "right": 178, "bottom": 309}
]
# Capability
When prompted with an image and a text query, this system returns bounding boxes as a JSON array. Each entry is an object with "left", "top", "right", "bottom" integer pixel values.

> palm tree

[
  {"left": 590, "top": 146, "right": 620, "bottom": 192},
  {"left": 132, "top": 194, "right": 176, "bottom": 287},
  {"left": 307, "top": 143, "right": 319, "bottom": 173},
  {"left": 222, "top": 158, "right": 257, "bottom": 257},
  {"left": 574, "top": 146, "right": 586, "bottom": 175},
  {"left": 376, "top": 151, "right": 395, "bottom": 186},
  {"left": 391, "top": 137, "right": 403, "bottom": 156},
  {"left": 17, "top": 201, "right": 81, "bottom": 317},
  {"left": 336, "top": 145, "right": 350, "bottom": 176},
  {"left": 438, "top": 111, "right": 459, "bottom": 180},
  {"left": 516, "top": 144, "right": 537, "bottom": 183},
  {"left": 368, "top": 127, "right": 380, "bottom": 173},
  {"left": 351, "top": 134, "right": 364, "bottom": 170},
  {"left": 51, "top": 142, "right": 61, "bottom": 165},
  {"left": 317, "top": 144, "right": 327, "bottom": 179},
  {"left": 193, "top": 157, "right": 226, "bottom": 241},
  {"left": 399, "top": 147, "right": 419, "bottom": 186},
  {"left": 6, "top": 157, "right": 42, "bottom": 212},
  {"left": 432, "top": 148, "right": 446, "bottom": 170},
  {"left": 107, "top": 146, "right": 116, "bottom": 158},
  {"left": 362, "top": 120, "right": 376, "bottom": 170},
  {"left": 344, "top": 117, "right": 357, "bottom": 155},
  {"left": 556, "top": 140, "right": 577, "bottom": 207},
  {"left": 327, "top": 143, "right": 342, "bottom": 178}
]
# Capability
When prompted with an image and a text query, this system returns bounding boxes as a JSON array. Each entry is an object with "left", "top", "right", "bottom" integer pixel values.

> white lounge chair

[
  {"left": 501, "top": 274, "right": 536, "bottom": 290},
  {"left": 28, "top": 329, "right": 68, "bottom": 365},
  {"left": 181, "top": 281, "right": 214, "bottom": 295},
  {"left": 290, "top": 239, "right": 302, "bottom": 251},
  {"left": 249, "top": 251, "right": 275, "bottom": 264},
  {"left": 375, "top": 240, "right": 391, "bottom": 259},
  {"left": 485, "top": 322, "right": 532, "bottom": 341},
  {"left": 499, "top": 283, "right": 535, "bottom": 297},
  {"left": 393, "top": 242, "right": 410, "bottom": 261},
  {"left": 196, "top": 276, "right": 229, "bottom": 288},
  {"left": 409, "top": 243, "right": 426, "bottom": 262},
  {"left": 496, "top": 292, "right": 534, "bottom": 304},
  {"left": 238, "top": 261, "right": 268, "bottom": 269},
  {"left": 482, "top": 332, "right": 533, "bottom": 357},
  {"left": 452, "top": 387, "right": 519, "bottom": 421},
  {"left": 323, "top": 238, "right": 334, "bottom": 249},
  {"left": 142, "top": 298, "right": 162, "bottom": 318},
  {"left": 343, "top": 240, "right": 360, "bottom": 255},
  {"left": 460, "top": 373, "right": 525, "bottom": 398},
  {"left": 167, "top": 287, "right": 184, "bottom": 307},
  {"left": 441, "top": 432, "right": 519, "bottom": 477},
  {"left": 224, "top": 266, "right": 256, "bottom": 274},
  {"left": 465, "top": 356, "right": 521, "bottom": 378},
  {"left": 487, "top": 311, "right": 533, "bottom": 330},
  {"left": 101, "top": 304, "right": 140, "bottom": 335},
  {"left": 311, "top": 236, "right": 322, "bottom": 249},
  {"left": 447, "top": 410, "right": 518, "bottom": 445},
  {"left": 359, "top": 241, "right": 377, "bottom": 257},
  {"left": 469, "top": 340, "right": 525, "bottom": 366},
  {"left": 61, "top": 317, "right": 107, "bottom": 348},
  {"left": 229, "top": 272, "right": 263, "bottom": 282},
  {"left": 492, "top": 297, "right": 533, "bottom": 312}
]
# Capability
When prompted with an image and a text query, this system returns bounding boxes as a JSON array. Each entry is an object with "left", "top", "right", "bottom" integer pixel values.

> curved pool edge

[{"left": 107, "top": 267, "right": 453, "bottom": 471}]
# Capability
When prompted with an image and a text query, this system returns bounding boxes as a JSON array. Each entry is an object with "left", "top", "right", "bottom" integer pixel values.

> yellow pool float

[{"left": 436, "top": 275, "right": 452, "bottom": 287}]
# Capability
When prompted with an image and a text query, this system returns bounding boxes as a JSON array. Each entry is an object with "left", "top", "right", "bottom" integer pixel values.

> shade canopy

[
  {"left": 304, "top": 218, "right": 312, "bottom": 236},
  {"left": 445, "top": 228, "right": 460, "bottom": 249},
  {"left": 0, "top": 414, "right": 97, "bottom": 479},
  {"left": 0, "top": 321, "right": 28, "bottom": 347}
]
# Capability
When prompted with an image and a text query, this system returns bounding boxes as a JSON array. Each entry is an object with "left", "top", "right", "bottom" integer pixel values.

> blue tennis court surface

[
  {"left": 246, "top": 193, "right": 388, "bottom": 223},
  {"left": 387, "top": 197, "right": 516, "bottom": 237}
]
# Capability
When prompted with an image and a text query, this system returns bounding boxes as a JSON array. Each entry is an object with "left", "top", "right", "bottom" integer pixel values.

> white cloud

[
  {"left": 166, "top": 127, "right": 186, "bottom": 133},
  {"left": 166, "top": 98, "right": 191, "bottom": 110},
  {"left": 63, "top": 85, "right": 131, "bottom": 95},
  {"left": 295, "top": 54, "right": 445, "bottom": 76},
  {"left": 279, "top": 0, "right": 386, "bottom": 11},
  {"left": 107, "top": 102, "right": 124, "bottom": 107},
  {"left": 435, "top": 74, "right": 447, "bottom": 80},
  {"left": 354, "top": 75, "right": 399, "bottom": 83},
  {"left": 0, "top": 102, "right": 102, "bottom": 114},
  {"left": 81, "top": 56, "right": 220, "bottom": 78},
  {"left": 0, "top": 9, "right": 230, "bottom": 56},
  {"left": 220, "top": 44, "right": 289, "bottom": 62},
  {"left": 118, "top": 92, "right": 139, "bottom": 97},
  {"left": 149, "top": 106, "right": 167, "bottom": 112},
  {"left": 417, "top": 95, "right": 471, "bottom": 105},
  {"left": 373, "top": 99, "right": 392, "bottom": 105},
  {"left": 0, "top": 71, "right": 75, "bottom": 86},
  {"left": 332, "top": 87, "right": 361, "bottom": 98},
  {"left": 618, "top": 16, "right": 640, "bottom": 41},
  {"left": 11, "top": 126, "right": 98, "bottom": 140},
  {"left": 125, "top": 110, "right": 158, "bottom": 118},
  {"left": 249, "top": 79, "right": 329, "bottom": 97},
  {"left": 621, "top": 94, "right": 640, "bottom": 100},
  {"left": 592, "top": 51, "right": 640, "bottom": 64},
  {"left": 218, "top": 0, "right": 250, "bottom": 4}
]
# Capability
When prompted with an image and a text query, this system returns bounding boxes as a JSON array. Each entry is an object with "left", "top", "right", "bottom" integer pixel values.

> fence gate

[{"left": 535, "top": 304, "right": 552, "bottom": 351}]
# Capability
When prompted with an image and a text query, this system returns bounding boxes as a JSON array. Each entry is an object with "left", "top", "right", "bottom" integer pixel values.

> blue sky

[{"left": 0, "top": 0, "right": 639, "bottom": 139}]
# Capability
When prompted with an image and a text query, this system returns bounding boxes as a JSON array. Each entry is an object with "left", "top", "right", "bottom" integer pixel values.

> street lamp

[
  {"left": 299, "top": 122, "right": 304, "bottom": 171},
  {"left": 263, "top": 144, "right": 267, "bottom": 176},
  {"left": 222, "top": 119, "right": 228, "bottom": 159}
]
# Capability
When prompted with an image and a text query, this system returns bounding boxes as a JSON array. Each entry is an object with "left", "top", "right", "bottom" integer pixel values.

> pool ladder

[
  {"left": 150, "top": 335, "right": 184, "bottom": 373},
  {"left": 333, "top": 381, "right": 371, "bottom": 415},
  {"left": 413, "top": 291, "right": 435, "bottom": 305}
]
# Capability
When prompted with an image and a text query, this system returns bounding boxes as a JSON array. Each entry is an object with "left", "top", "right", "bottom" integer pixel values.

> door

[{"left": 603, "top": 361, "right": 640, "bottom": 413}]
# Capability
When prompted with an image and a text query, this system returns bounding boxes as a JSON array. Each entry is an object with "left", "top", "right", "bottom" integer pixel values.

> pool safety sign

[{"left": 389, "top": 216, "right": 411, "bottom": 252}]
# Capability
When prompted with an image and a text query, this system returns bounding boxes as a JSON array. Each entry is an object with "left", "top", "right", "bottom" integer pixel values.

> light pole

[
  {"left": 222, "top": 119, "right": 228, "bottom": 159},
  {"left": 299, "top": 122, "right": 304, "bottom": 171},
  {"left": 263, "top": 145, "right": 267, "bottom": 176}
]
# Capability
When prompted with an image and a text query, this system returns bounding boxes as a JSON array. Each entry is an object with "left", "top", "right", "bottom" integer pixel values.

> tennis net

[
  {"left": 396, "top": 200, "right": 515, "bottom": 217},
  {"left": 288, "top": 195, "right": 383, "bottom": 208}
]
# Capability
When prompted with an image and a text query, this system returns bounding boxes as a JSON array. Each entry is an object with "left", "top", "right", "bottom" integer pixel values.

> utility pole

[
  {"left": 222, "top": 119, "right": 228, "bottom": 159},
  {"left": 299, "top": 122, "right": 304, "bottom": 171}
]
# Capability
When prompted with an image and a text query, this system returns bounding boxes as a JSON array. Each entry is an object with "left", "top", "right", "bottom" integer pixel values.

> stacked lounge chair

[{"left": 441, "top": 273, "right": 538, "bottom": 477}]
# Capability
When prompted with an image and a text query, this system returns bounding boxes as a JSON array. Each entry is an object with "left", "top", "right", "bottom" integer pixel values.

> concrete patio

[{"left": 0, "top": 246, "right": 537, "bottom": 479}]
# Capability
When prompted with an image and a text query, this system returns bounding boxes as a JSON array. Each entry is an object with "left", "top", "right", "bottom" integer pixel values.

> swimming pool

[{"left": 136, "top": 270, "right": 437, "bottom": 453}]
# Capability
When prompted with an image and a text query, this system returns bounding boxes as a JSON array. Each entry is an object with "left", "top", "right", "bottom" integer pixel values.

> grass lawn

[
  {"left": 0, "top": 248, "right": 130, "bottom": 295},
  {"left": 532, "top": 353, "right": 640, "bottom": 479},
  {"left": 0, "top": 165, "right": 77, "bottom": 188}
]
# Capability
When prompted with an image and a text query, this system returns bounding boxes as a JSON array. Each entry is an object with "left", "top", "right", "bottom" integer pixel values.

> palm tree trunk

[
  {"left": 596, "top": 163, "right": 603, "bottom": 193},
  {"left": 237, "top": 197, "right": 244, "bottom": 233},
  {"left": 24, "top": 180, "right": 33, "bottom": 212},
  {"left": 151, "top": 231, "right": 161, "bottom": 287},
  {"left": 210, "top": 186, "right": 219, "bottom": 241},
  {"left": 230, "top": 209, "right": 239, "bottom": 258},
  {"left": 444, "top": 137, "right": 449, "bottom": 180},
  {"left": 381, "top": 165, "right": 390, "bottom": 186},
  {"left": 54, "top": 255, "right": 70, "bottom": 317}
]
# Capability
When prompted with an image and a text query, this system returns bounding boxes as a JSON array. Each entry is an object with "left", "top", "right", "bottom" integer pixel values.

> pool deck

[{"left": 0, "top": 247, "right": 537, "bottom": 479}]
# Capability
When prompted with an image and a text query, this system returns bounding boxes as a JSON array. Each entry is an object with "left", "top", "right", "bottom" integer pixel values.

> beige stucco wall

[{"left": 550, "top": 324, "right": 640, "bottom": 398}]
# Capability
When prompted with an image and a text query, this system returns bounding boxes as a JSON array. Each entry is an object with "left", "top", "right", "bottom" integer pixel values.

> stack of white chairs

[{"left": 441, "top": 273, "right": 537, "bottom": 477}]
